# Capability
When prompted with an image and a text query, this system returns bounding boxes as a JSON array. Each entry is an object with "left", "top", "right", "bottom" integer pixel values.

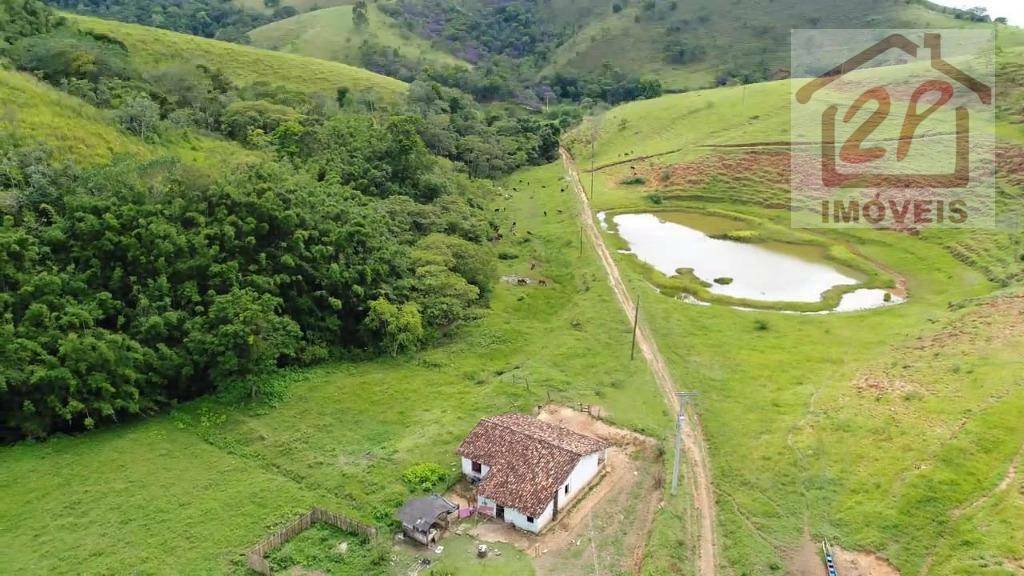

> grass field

[
  {"left": 0, "top": 159, "right": 687, "bottom": 574},
  {"left": 417, "top": 535, "right": 536, "bottom": 576},
  {"left": 69, "top": 14, "right": 407, "bottom": 100},
  {"left": 248, "top": 5, "right": 466, "bottom": 69},
  {"left": 558, "top": 48, "right": 1024, "bottom": 574},
  {"left": 0, "top": 68, "right": 262, "bottom": 167}
]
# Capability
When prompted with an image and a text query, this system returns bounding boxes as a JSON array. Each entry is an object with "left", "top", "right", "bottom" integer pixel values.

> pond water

[
  {"left": 834, "top": 288, "right": 904, "bottom": 312},
  {"left": 611, "top": 212, "right": 863, "bottom": 303}
]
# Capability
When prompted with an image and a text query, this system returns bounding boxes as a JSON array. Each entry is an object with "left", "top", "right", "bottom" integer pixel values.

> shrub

[
  {"left": 221, "top": 99, "right": 302, "bottom": 142},
  {"left": 115, "top": 94, "right": 162, "bottom": 141},
  {"left": 185, "top": 288, "right": 302, "bottom": 383},
  {"left": 362, "top": 298, "right": 425, "bottom": 356},
  {"left": 10, "top": 29, "right": 133, "bottom": 84},
  {"left": 402, "top": 462, "right": 448, "bottom": 492}
]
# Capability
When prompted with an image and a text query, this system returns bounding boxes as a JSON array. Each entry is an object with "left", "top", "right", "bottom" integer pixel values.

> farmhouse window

[
  {"left": 565, "top": 483, "right": 570, "bottom": 495},
  {"left": 527, "top": 516, "right": 534, "bottom": 523},
  {"left": 471, "top": 461, "right": 482, "bottom": 473}
]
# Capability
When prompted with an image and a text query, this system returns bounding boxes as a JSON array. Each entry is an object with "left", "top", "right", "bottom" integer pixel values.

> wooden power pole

[
  {"left": 629, "top": 293, "right": 640, "bottom": 360},
  {"left": 671, "top": 392, "right": 699, "bottom": 495}
]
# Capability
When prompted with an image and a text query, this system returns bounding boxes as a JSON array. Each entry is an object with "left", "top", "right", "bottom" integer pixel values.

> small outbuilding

[{"left": 397, "top": 494, "right": 459, "bottom": 546}]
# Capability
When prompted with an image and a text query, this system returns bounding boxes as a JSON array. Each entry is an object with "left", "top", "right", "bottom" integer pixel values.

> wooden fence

[{"left": 245, "top": 507, "right": 377, "bottom": 575}]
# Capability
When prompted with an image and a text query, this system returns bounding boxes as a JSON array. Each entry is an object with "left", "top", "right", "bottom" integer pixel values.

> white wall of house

[
  {"left": 469, "top": 449, "right": 606, "bottom": 534},
  {"left": 505, "top": 500, "right": 554, "bottom": 533},
  {"left": 559, "top": 450, "right": 604, "bottom": 507},
  {"left": 461, "top": 456, "right": 490, "bottom": 481},
  {"left": 476, "top": 495, "right": 554, "bottom": 534}
]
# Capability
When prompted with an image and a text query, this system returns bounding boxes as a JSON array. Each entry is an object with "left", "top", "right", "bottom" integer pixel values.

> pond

[{"left": 609, "top": 212, "right": 866, "bottom": 304}]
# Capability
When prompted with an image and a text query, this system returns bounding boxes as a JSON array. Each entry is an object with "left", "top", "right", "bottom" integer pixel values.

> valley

[{"left": 1, "top": 0, "right": 1023, "bottom": 575}]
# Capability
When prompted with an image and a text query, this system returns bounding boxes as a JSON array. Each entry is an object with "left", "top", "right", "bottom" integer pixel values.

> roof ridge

[{"left": 479, "top": 414, "right": 585, "bottom": 455}]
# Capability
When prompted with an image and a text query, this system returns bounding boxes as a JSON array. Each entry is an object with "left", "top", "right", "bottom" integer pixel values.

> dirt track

[{"left": 560, "top": 147, "right": 719, "bottom": 576}]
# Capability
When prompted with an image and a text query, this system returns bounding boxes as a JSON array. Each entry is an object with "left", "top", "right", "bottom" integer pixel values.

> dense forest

[
  {"left": 376, "top": 0, "right": 663, "bottom": 105},
  {"left": 40, "top": 0, "right": 286, "bottom": 42},
  {"left": 0, "top": 0, "right": 568, "bottom": 438}
]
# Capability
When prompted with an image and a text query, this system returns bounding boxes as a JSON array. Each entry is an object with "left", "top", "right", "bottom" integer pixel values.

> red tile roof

[{"left": 456, "top": 413, "right": 608, "bottom": 517}]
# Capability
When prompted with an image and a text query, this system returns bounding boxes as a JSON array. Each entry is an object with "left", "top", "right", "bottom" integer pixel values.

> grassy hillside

[
  {"left": 559, "top": 48, "right": 1024, "bottom": 574},
  {"left": 0, "top": 68, "right": 147, "bottom": 163},
  {"left": 0, "top": 68, "right": 260, "bottom": 167},
  {"left": 68, "top": 13, "right": 408, "bottom": 100},
  {"left": 543, "top": 0, "right": 1024, "bottom": 90},
  {"left": 234, "top": 0, "right": 355, "bottom": 15},
  {"left": 376, "top": 0, "right": 1021, "bottom": 93},
  {"left": 248, "top": 4, "right": 465, "bottom": 69},
  {"left": 551, "top": 0, "right": 1024, "bottom": 89}
]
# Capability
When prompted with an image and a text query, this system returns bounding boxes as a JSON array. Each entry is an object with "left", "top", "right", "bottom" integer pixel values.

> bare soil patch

[
  {"left": 785, "top": 534, "right": 902, "bottom": 576},
  {"left": 997, "top": 144, "right": 1024, "bottom": 187},
  {"left": 833, "top": 546, "right": 902, "bottom": 576},
  {"left": 284, "top": 568, "right": 327, "bottom": 576},
  {"left": 629, "top": 150, "right": 797, "bottom": 210},
  {"left": 852, "top": 372, "right": 919, "bottom": 397},
  {"left": 785, "top": 532, "right": 825, "bottom": 576},
  {"left": 537, "top": 404, "right": 657, "bottom": 450},
  {"left": 913, "top": 295, "right": 1024, "bottom": 352},
  {"left": 464, "top": 405, "right": 662, "bottom": 576},
  {"left": 856, "top": 294, "right": 1024, "bottom": 398}
]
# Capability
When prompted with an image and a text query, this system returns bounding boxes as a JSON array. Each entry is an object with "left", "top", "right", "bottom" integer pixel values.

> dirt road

[{"left": 559, "top": 147, "right": 718, "bottom": 576}]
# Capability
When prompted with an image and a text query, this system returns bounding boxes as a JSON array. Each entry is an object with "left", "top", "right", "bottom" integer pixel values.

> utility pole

[
  {"left": 579, "top": 225, "right": 584, "bottom": 257},
  {"left": 671, "top": 391, "right": 699, "bottom": 495},
  {"left": 629, "top": 293, "right": 640, "bottom": 360},
  {"left": 589, "top": 138, "right": 595, "bottom": 201}
]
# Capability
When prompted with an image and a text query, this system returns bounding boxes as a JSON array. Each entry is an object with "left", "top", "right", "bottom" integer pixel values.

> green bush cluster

[{"left": 401, "top": 462, "right": 449, "bottom": 492}]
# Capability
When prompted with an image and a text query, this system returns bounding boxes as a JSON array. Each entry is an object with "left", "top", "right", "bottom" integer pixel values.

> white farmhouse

[{"left": 456, "top": 413, "right": 608, "bottom": 533}]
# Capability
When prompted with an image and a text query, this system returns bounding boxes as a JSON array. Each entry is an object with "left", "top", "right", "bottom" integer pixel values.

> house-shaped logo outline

[{"left": 795, "top": 33, "right": 992, "bottom": 189}]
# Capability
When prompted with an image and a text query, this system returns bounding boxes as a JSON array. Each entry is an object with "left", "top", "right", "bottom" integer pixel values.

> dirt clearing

[
  {"left": 833, "top": 547, "right": 902, "bottom": 576},
  {"left": 786, "top": 533, "right": 902, "bottom": 576},
  {"left": 786, "top": 532, "right": 825, "bottom": 576}
]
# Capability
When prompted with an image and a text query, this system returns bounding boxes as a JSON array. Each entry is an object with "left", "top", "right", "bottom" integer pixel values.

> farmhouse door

[{"left": 496, "top": 505, "right": 505, "bottom": 520}]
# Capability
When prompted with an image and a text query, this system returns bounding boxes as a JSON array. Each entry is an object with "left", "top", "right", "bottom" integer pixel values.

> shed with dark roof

[{"left": 397, "top": 495, "right": 458, "bottom": 545}]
